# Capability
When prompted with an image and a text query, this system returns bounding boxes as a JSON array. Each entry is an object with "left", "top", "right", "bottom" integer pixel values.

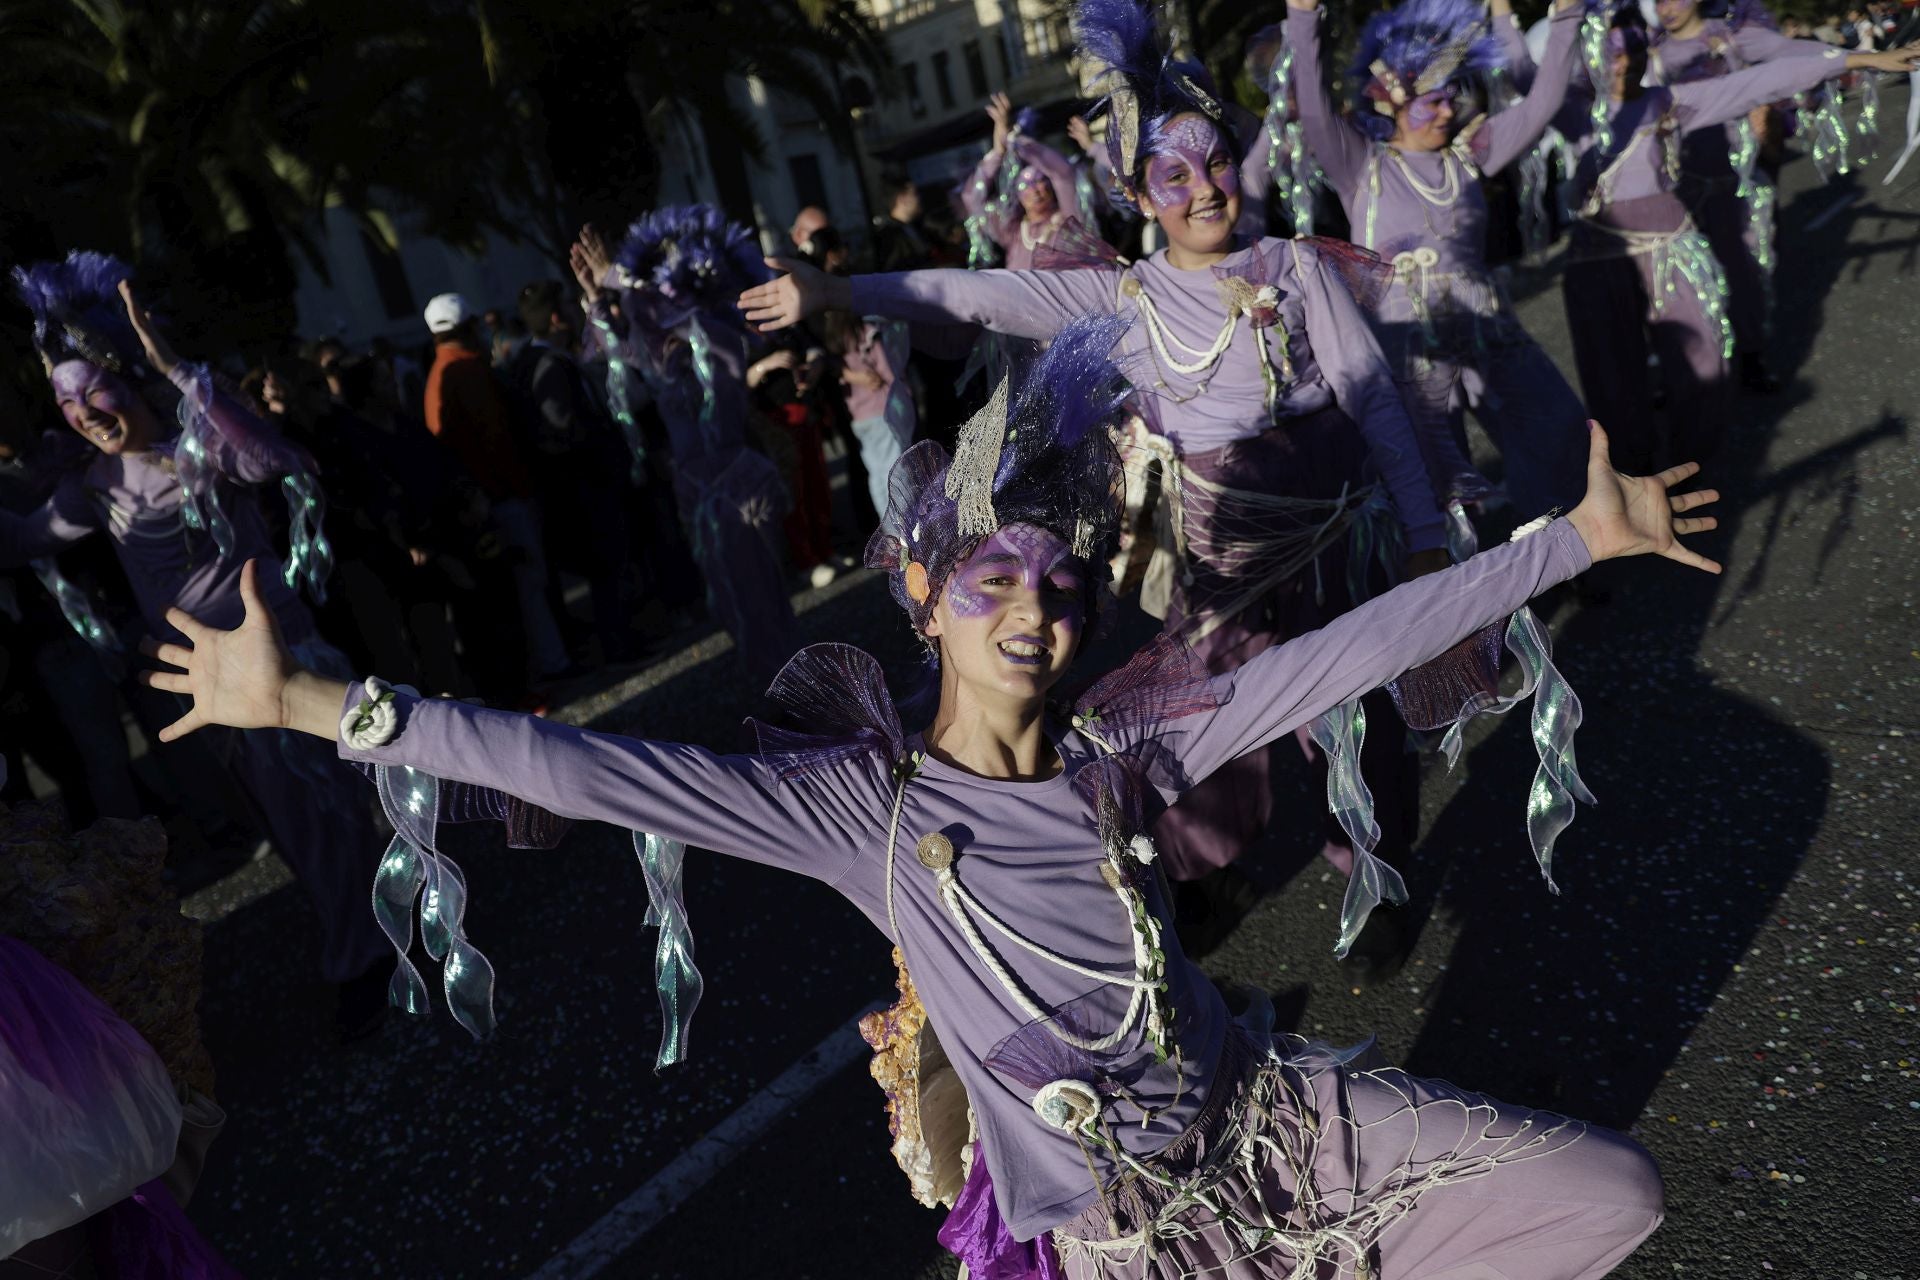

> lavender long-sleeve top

[
  {"left": 338, "top": 517, "right": 1592, "bottom": 1240},
  {"left": 1648, "top": 19, "right": 1836, "bottom": 180},
  {"left": 1562, "top": 52, "right": 1852, "bottom": 213},
  {"left": 1289, "top": 3, "right": 1581, "bottom": 284},
  {"left": 961, "top": 138, "right": 1085, "bottom": 271},
  {"left": 0, "top": 364, "right": 313, "bottom": 641},
  {"left": 847, "top": 238, "right": 1448, "bottom": 551}
]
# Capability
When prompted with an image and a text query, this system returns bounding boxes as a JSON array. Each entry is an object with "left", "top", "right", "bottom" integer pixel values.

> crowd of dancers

[{"left": 3, "top": 0, "right": 1915, "bottom": 1276}]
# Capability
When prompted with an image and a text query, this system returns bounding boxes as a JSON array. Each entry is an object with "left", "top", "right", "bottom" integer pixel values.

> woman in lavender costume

[
  {"left": 0, "top": 254, "right": 390, "bottom": 1025},
  {"left": 571, "top": 209, "right": 801, "bottom": 689},
  {"left": 1557, "top": 7, "right": 1918, "bottom": 472},
  {"left": 1285, "top": 0, "right": 1591, "bottom": 525},
  {"left": 1647, "top": 0, "right": 1855, "bottom": 393},
  {"left": 741, "top": 0, "right": 1468, "bottom": 918},
  {"left": 144, "top": 309, "right": 1717, "bottom": 1276},
  {"left": 963, "top": 94, "right": 1101, "bottom": 271}
]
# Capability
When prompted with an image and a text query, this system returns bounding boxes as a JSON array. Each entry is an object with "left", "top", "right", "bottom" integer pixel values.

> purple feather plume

[
  {"left": 613, "top": 204, "right": 770, "bottom": 331},
  {"left": 11, "top": 251, "right": 146, "bottom": 373},
  {"left": 1073, "top": 0, "right": 1226, "bottom": 187},
  {"left": 1349, "top": 0, "right": 1506, "bottom": 140}
]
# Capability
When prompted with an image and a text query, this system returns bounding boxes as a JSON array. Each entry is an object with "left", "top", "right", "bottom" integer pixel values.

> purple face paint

[
  {"left": 941, "top": 525, "right": 1086, "bottom": 667},
  {"left": 1015, "top": 167, "right": 1058, "bottom": 218},
  {"left": 1142, "top": 115, "right": 1239, "bottom": 216},
  {"left": 1404, "top": 88, "right": 1456, "bottom": 133},
  {"left": 51, "top": 360, "right": 144, "bottom": 452}
]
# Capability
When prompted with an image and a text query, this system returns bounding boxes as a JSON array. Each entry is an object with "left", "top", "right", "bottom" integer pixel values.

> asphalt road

[{"left": 189, "top": 97, "right": 1920, "bottom": 1279}]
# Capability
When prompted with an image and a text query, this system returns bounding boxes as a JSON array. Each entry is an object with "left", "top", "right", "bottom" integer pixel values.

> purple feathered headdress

[
  {"left": 1073, "top": 0, "right": 1230, "bottom": 196},
  {"left": 613, "top": 204, "right": 771, "bottom": 333},
  {"left": 11, "top": 251, "right": 150, "bottom": 377},
  {"left": 1349, "top": 0, "right": 1505, "bottom": 141},
  {"left": 864, "top": 312, "right": 1132, "bottom": 639}
]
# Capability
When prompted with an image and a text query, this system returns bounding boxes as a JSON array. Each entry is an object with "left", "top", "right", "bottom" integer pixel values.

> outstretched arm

[
  {"left": 739, "top": 255, "right": 1118, "bottom": 342},
  {"left": 1283, "top": 1, "right": 1373, "bottom": 198},
  {"left": 1735, "top": 24, "right": 1854, "bottom": 64},
  {"left": 1157, "top": 426, "right": 1720, "bottom": 793},
  {"left": 1677, "top": 43, "right": 1920, "bottom": 134},
  {"left": 140, "top": 562, "right": 886, "bottom": 882},
  {"left": 1472, "top": 0, "right": 1582, "bottom": 176},
  {"left": 118, "top": 282, "right": 315, "bottom": 485}
]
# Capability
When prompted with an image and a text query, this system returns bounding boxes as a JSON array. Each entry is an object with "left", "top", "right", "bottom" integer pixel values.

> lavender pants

[
  {"left": 1563, "top": 198, "right": 1731, "bottom": 475},
  {"left": 1052, "top": 1032, "right": 1663, "bottom": 1279}
]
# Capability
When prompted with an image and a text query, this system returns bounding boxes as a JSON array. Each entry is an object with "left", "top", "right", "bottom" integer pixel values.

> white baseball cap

[{"left": 423, "top": 293, "right": 470, "bottom": 334}]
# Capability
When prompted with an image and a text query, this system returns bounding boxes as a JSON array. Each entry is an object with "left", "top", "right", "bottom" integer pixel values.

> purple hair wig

[
  {"left": 1349, "top": 0, "right": 1505, "bottom": 141},
  {"left": 11, "top": 251, "right": 149, "bottom": 376},
  {"left": 613, "top": 204, "right": 770, "bottom": 333}
]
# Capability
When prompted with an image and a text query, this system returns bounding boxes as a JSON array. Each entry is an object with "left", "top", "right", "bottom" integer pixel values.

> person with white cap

[{"left": 421, "top": 291, "right": 571, "bottom": 688}]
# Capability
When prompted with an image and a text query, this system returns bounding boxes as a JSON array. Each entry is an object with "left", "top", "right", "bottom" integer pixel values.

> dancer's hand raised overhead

[
  {"left": 139, "top": 559, "right": 345, "bottom": 742},
  {"left": 1565, "top": 422, "right": 1722, "bottom": 573},
  {"left": 738, "top": 256, "right": 848, "bottom": 332}
]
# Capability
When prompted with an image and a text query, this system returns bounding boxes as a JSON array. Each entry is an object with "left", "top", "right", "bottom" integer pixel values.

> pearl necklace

[{"left": 1388, "top": 147, "right": 1462, "bottom": 207}]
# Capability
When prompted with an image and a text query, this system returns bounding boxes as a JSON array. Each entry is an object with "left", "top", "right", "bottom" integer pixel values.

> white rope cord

[
  {"left": 1131, "top": 287, "right": 1239, "bottom": 376},
  {"left": 936, "top": 870, "right": 1149, "bottom": 1055},
  {"left": 1051, "top": 1048, "right": 1589, "bottom": 1277},
  {"left": 882, "top": 770, "right": 912, "bottom": 940}
]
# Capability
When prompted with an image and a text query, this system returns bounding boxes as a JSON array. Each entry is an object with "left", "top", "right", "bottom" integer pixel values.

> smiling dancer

[
  {"left": 1285, "top": 0, "right": 1590, "bottom": 528},
  {"left": 741, "top": 0, "right": 1474, "bottom": 949},
  {"left": 142, "top": 310, "right": 1719, "bottom": 1278},
  {"left": 1558, "top": 7, "right": 1920, "bottom": 473},
  {"left": 0, "top": 254, "right": 391, "bottom": 1036},
  {"left": 964, "top": 94, "right": 1098, "bottom": 270}
]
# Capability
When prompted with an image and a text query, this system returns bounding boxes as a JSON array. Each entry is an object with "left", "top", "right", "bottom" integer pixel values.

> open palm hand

[
  {"left": 1565, "top": 423, "right": 1722, "bottom": 574},
  {"left": 141, "top": 560, "right": 298, "bottom": 741}
]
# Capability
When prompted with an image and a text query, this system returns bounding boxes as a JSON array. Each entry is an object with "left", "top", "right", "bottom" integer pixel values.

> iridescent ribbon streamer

[
  {"left": 685, "top": 313, "right": 718, "bottom": 433},
  {"left": 1343, "top": 486, "right": 1403, "bottom": 607},
  {"left": 1730, "top": 117, "right": 1777, "bottom": 332},
  {"left": 1430, "top": 606, "right": 1597, "bottom": 891},
  {"left": 1581, "top": 16, "right": 1614, "bottom": 155},
  {"left": 280, "top": 470, "right": 333, "bottom": 602},
  {"left": 30, "top": 558, "right": 123, "bottom": 669},
  {"left": 636, "top": 831, "right": 703, "bottom": 1070},
  {"left": 172, "top": 386, "right": 236, "bottom": 563},
  {"left": 368, "top": 762, "right": 499, "bottom": 1038},
  {"left": 1655, "top": 230, "right": 1734, "bottom": 360},
  {"left": 1854, "top": 76, "right": 1880, "bottom": 165},
  {"left": 1444, "top": 500, "right": 1479, "bottom": 563},
  {"left": 1261, "top": 47, "right": 1319, "bottom": 236},
  {"left": 1308, "top": 699, "right": 1408, "bottom": 958},
  {"left": 592, "top": 313, "right": 650, "bottom": 482}
]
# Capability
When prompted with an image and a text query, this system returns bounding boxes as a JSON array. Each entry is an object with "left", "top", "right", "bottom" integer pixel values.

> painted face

[
  {"left": 1141, "top": 115, "right": 1240, "bottom": 255},
  {"left": 50, "top": 360, "right": 153, "bottom": 455},
  {"left": 1654, "top": 0, "right": 1698, "bottom": 33},
  {"left": 928, "top": 523, "right": 1086, "bottom": 702},
  {"left": 1405, "top": 88, "right": 1458, "bottom": 133},
  {"left": 1015, "top": 167, "right": 1058, "bottom": 220}
]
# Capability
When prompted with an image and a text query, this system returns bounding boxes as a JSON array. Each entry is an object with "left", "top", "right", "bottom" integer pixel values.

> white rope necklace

[
  {"left": 1388, "top": 148, "right": 1462, "bottom": 207},
  {"left": 880, "top": 749, "right": 1171, "bottom": 1058}
]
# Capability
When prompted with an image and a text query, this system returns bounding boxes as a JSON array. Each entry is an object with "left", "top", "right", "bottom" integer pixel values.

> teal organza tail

[
  {"left": 637, "top": 832, "right": 704, "bottom": 1070},
  {"left": 1309, "top": 698, "right": 1409, "bottom": 958},
  {"left": 369, "top": 764, "right": 498, "bottom": 1038}
]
